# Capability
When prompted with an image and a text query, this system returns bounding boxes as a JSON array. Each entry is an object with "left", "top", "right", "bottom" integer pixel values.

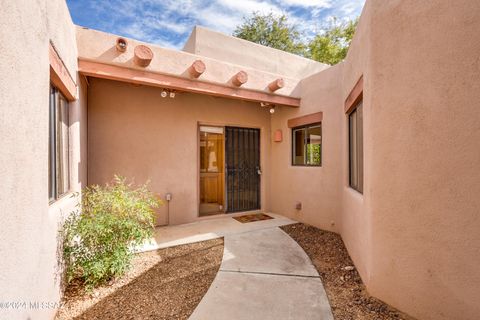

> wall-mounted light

[
  {"left": 260, "top": 102, "right": 276, "bottom": 114},
  {"left": 160, "top": 89, "right": 177, "bottom": 98}
]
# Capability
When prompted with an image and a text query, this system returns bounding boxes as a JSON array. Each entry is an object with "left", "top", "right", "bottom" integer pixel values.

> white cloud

[
  {"left": 218, "top": 0, "right": 283, "bottom": 15},
  {"left": 339, "top": 1, "right": 363, "bottom": 17},
  {"left": 196, "top": 7, "right": 243, "bottom": 33},
  {"left": 143, "top": 17, "right": 191, "bottom": 34},
  {"left": 278, "top": 0, "right": 331, "bottom": 8}
]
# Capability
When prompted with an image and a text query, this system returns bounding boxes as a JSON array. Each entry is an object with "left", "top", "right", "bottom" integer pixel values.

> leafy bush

[{"left": 62, "top": 176, "right": 162, "bottom": 290}]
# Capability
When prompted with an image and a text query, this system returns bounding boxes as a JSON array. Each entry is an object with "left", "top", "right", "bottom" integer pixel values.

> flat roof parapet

[
  {"left": 183, "top": 26, "right": 329, "bottom": 79},
  {"left": 76, "top": 27, "right": 301, "bottom": 107}
]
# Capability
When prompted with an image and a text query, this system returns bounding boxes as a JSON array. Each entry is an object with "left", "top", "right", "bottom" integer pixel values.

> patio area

[
  {"left": 137, "top": 212, "right": 335, "bottom": 319},
  {"left": 3, "top": 0, "right": 480, "bottom": 319},
  {"left": 58, "top": 214, "right": 415, "bottom": 319},
  {"left": 143, "top": 213, "right": 334, "bottom": 319},
  {"left": 139, "top": 212, "right": 296, "bottom": 252}
]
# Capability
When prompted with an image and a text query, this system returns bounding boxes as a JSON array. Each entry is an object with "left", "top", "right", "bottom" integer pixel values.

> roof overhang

[{"left": 78, "top": 60, "right": 300, "bottom": 107}]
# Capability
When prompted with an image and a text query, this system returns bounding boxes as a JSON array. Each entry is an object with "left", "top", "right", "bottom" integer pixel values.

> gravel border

[
  {"left": 281, "top": 223, "right": 416, "bottom": 320},
  {"left": 56, "top": 238, "right": 224, "bottom": 320}
]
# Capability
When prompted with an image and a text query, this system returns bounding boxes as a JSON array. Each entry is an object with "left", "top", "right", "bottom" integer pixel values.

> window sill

[
  {"left": 346, "top": 186, "right": 364, "bottom": 198},
  {"left": 48, "top": 191, "right": 76, "bottom": 208},
  {"left": 291, "top": 164, "right": 322, "bottom": 168}
]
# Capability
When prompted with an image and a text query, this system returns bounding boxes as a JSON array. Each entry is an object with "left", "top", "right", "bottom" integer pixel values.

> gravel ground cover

[
  {"left": 56, "top": 238, "right": 224, "bottom": 320},
  {"left": 281, "top": 223, "right": 416, "bottom": 320}
]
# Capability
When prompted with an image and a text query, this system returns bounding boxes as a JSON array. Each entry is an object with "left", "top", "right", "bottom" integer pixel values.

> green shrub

[{"left": 62, "top": 176, "right": 162, "bottom": 290}]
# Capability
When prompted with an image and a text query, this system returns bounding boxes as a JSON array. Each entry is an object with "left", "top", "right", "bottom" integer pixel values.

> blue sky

[{"left": 67, "top": 0, "right": 365, "bottom": 49}]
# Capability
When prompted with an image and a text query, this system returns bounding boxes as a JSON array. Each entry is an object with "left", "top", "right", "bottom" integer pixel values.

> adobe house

[{"left": 1, "top": 0, "right": 479, "bottom": 319}]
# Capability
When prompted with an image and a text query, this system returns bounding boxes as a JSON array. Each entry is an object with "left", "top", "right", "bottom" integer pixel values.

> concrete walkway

[
  {"left": 189, "top": 227, "right": 334, "bottom": 320},
  {"left": 138, "top": 212, "right": 296, "bottom": 252}
]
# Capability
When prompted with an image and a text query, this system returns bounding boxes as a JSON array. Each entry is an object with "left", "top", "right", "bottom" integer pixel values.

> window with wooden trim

[
  {"left": 292, "top": 123, "right": 322, "bottom": 166},
  {"left": 49, "top": 84, "right": 70, "bottom": 201},
  {"left": 348, "top": 100, "right": 363, "bottom": 193}
]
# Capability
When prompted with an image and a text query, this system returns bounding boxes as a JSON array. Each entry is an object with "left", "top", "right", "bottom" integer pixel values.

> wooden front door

[
  {"left": 225, "top": 126, "right": 261, "bottom": 213},
  {"left": 199, "top": 126, "right": 225, "bottom": 216}
]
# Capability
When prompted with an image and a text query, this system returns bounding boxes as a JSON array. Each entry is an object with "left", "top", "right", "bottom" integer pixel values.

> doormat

[{"left": 233, "top": 213, "right": 273, "bottom": 223}]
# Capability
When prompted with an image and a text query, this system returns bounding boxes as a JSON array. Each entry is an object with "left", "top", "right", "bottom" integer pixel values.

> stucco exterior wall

[
  {"left": 363, "top": 1, "right": 480, "bottom": 319},
  {"left": 269, "top": 64, "right": 344, "bottom": 234},
  {"left": 1, "top": 0, "right": 479, "bottom": 319},
  {"left": 0, "top": 1, "right": 86, "bottom": 319},
  {"left": 272, "top": 0, "right": 480, "bottom": 319},
  {"left": 183, "top": 26, "right": 329, "bottom": 79},
  {"left": 339, "top": 0, "right": 373, "bottom": 289},
  {"left": 87, "top": 78, "right": 271, "bottom": 225}
]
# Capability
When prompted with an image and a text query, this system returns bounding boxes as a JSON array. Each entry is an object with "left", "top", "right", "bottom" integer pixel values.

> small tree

[
  {"left": 233, "top": 12, "right": 307, "bottom": 56},
  {"left": 308, "top": 18, "right": 359, "bottom": 65},
  {"left": 62, "top": 176, "right": 162, "bottom": 290}
]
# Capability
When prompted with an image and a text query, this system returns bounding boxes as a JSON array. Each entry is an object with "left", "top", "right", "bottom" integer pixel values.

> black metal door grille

[{"left": 225, "top": 127, "right": 260, "bottom": 213}]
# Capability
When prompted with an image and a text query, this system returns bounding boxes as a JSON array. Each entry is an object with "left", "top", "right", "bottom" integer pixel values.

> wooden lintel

[
  {"left": 344, "top": 75, "right": 363, "bottom": 114},
  {"left": 49, "top": 43, "right": 77, "bottom": 101},
  {"left": 288, "top": 112, "right": 323, "bottom": 128},
  {"left": 78, "top": 60, "right": 300, "bottom": 107}
]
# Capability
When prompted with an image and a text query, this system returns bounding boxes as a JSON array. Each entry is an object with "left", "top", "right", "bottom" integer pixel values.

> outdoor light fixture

[
  {"left": 160, "top": 89, "right": 177, "bottom": 99},
  {"left": 260, "top": 102, "right": 276, "bottom": 114}
]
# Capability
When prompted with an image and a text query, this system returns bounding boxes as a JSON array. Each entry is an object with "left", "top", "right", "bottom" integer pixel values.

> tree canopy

[
  {"left": 233, "top": 12, "right": 359, "bottom": 65},
  {"left": 232, "top": 12, "right": 306, "bottom": 56},
  {"left": 308, "top": 18, "right": 358, "bottom": 65}
]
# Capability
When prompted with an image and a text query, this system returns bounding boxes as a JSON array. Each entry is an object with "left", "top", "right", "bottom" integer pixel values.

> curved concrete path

[{"left": 189, "top": 227, "right": 334, "bottom": 320}]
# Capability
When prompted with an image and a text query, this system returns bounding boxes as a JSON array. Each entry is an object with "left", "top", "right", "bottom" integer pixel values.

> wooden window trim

[
  {"left": 287, "top": 112, "right": 323, "bottom": 128},
  {"left": 49, "top": 43, "right": 77, "bottom": 101},
  {"left": 344, "top": 75, "right": 363, "bottom": 114},
  {"left": 291, "top": 122, "right": 322, "bottom": 167}
]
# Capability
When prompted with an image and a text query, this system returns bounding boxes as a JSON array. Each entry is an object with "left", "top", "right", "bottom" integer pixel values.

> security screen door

[{"left": 225, "top": 126, "right": 261, "bottom": 213}]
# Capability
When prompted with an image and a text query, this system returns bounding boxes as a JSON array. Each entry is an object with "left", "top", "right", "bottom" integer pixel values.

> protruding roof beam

[
  {"left": 78, "top": 60, "right": 300, "bottom": 107},
  {"left": 268, "top": 78, "right": 284, "bottom": 92},
  {"left": 188, "top": 60, "right": 206, "bottom": 78},
  {"left": 134, "top": 45, "right": 154, "bottom": 67},
  {"left": 232, "top": 71, "right": 248, "bottom": 87}
]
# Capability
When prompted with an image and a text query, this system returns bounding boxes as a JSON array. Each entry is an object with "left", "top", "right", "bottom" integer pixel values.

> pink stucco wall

[
  {"left": 1, "top": 0, "right": 479, "bottom": 319},
  {"left": 271, "top": 1, "right": 480, "bottom": 319},
  {"left": 0, "top": 1, "right": 87, "bottom": 320},
  {"left": 356, "top": 1, "right": 480, "bottom": 319},
  {"left": 87, "top": 78, "right": 271, "bottom": 225},
  {"left": 269, "top": 64, "right": 344, "bottom": 234}
]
